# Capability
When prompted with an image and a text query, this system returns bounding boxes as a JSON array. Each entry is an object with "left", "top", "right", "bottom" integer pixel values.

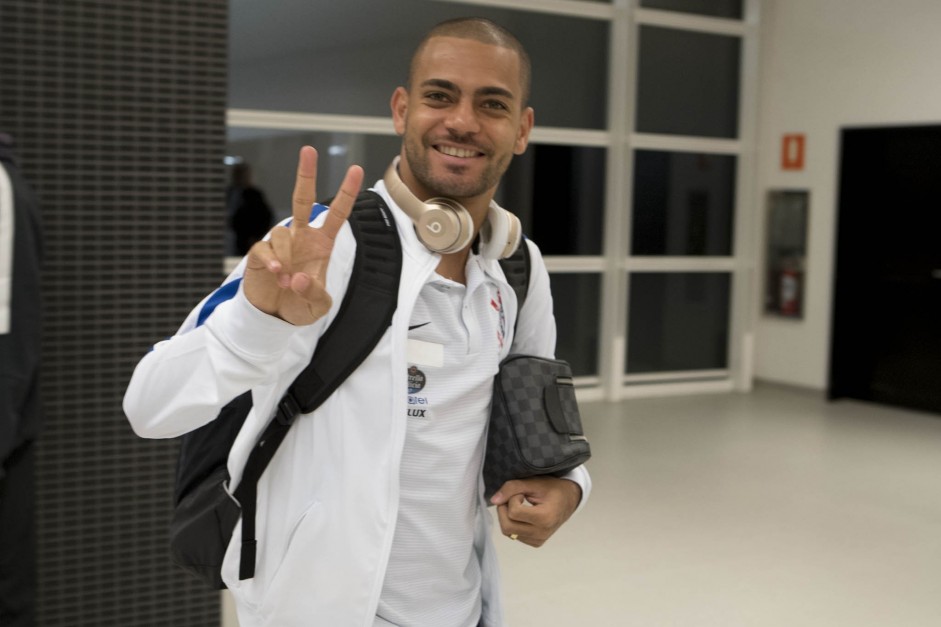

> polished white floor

[
  {"left": 496, "top": 384, "right": 941, "bottom": 627},
  {"left": 223, "top": 384, "right": 941, "bottom": 626}
]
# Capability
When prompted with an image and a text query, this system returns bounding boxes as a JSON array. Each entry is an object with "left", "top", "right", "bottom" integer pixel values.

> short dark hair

[{"left": 407, "top": 17, "right": 532, "bottom": 106}]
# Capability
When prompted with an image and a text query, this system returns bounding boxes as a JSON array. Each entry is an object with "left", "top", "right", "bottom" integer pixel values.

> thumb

[
  {"left": 490, "top": 479, "right": 529, "bottom": 506},
  {"left": 490, "top": 490, "right": 508, "bottom": 507}
]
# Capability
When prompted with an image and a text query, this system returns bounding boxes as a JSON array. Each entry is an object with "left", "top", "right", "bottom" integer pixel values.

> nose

[{"left": 444, "top": 98, "right": 480, "bottom": 136}]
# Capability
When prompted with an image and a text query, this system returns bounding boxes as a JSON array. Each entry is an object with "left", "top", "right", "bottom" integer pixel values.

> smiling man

[{"left": 125, "top": 17, "right": 590, "bottom": 627}]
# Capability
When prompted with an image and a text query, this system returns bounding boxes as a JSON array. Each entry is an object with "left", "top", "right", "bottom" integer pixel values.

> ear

[
  {"left": 514, "top": 107, "right": 535, "bottom": 155},
  {"left": 391, "top": 87, "right": 408, "bottom": 136}
]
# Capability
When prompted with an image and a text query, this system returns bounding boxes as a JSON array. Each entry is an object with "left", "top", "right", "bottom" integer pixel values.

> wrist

[{"left": 561, "top": 477, "right": 582, "bottom": 509}]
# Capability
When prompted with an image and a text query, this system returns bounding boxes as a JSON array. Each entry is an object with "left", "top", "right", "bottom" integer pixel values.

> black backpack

[{"left": 169, "top": 190, "right": 531, "bottom": 589}]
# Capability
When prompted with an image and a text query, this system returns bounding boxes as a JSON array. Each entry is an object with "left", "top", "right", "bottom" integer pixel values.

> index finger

[
  {"left": 496, "top": 502, "right": 536, "bottom": 543},
  {"left": 504, "top": 494, "right": 541, "bottom": 524},
  {"left": 318, "top": 164, "right": 364, "bottom": 240},
  {"left": 291, "top": 145, "right": 319, "bottom": 232}
]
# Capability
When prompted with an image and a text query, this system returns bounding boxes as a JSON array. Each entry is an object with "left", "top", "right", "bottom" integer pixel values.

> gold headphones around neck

[{"left": 383, "top": 157, "right": 521, "bottom": 259}]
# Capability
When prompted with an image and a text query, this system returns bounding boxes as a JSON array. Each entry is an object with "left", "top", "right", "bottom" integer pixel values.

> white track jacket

[{"left": 124, "top": 180, "right": 592, "bottom": 627}]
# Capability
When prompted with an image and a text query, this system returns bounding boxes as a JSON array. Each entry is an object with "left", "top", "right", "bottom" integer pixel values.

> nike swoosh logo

[{"left": 408, "top": 322, "right": 431, "bottom": 331}]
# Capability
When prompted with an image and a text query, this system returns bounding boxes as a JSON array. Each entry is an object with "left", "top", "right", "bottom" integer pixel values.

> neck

[{"left": 436, "top": 249, "right": 470, "bottom": 284}]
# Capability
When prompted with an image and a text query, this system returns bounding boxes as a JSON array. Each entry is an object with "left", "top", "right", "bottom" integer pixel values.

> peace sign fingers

[
  {"left": 244, "top": 146, "right": 365, "bottom": 326},
  {"left": 290, "top": 145, "right": 363, "bottom": 238}
]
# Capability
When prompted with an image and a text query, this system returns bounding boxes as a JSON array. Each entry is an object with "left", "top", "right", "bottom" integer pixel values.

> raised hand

[{"left": 243, "top": 146, "right": 364, "bottom": 325}]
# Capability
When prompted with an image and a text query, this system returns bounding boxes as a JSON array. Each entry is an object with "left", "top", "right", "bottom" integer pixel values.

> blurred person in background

[{"left": 0, "top": 132, "right": 44, "bottom": 627}]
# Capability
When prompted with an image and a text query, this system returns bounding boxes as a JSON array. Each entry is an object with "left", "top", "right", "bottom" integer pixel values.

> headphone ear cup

[
  {"left": 383, "top": 159, "right": 475, "bottom": 254},
  {"left": 416, "top": 198, "right": 475, "bottom": 254},
  {"left": 479, "top": 206, "right": 522, "bottom": 260}
]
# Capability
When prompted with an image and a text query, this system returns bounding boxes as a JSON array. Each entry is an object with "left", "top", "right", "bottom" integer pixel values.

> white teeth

[{"left": 439, "top": 146, "right": 477, "bottom": 158}]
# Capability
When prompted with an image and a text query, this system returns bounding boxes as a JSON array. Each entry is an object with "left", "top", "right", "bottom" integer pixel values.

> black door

[{"left": 830, "top": 125, "right": 941, "bottom": 415}]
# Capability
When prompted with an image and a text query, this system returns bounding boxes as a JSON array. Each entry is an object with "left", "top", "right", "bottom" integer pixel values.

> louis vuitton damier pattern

[{"left": 483, "top": 355, "right": 591, "bottom": 500}]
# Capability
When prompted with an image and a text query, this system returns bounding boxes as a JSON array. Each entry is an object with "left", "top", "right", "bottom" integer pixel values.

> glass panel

[
  {"left": 635, "top": 26, "right": 741, "bottom": 138},
  {"left": 626, "top": 272, "right": 730, "bottom": 373},
  {"left": 230, "top": 0, "right": 608, "bottom": 129},
  {"left": 501, "top": 144, "right": 606, "bottom": 256},
  {"left": 631, "top": 150, "right": 736, "bottom": 256},
  {"left": 225, "top": 131, "right": 604, "bottom": 257},
  {"left": 549, "top": 273, "right": 601, "bottom": 377},
  {"left": 640, "top": 0, "right": 743, "bottom": 19},
  {"left": 226, "top": 129, "right": 604, "bottom": 376}
]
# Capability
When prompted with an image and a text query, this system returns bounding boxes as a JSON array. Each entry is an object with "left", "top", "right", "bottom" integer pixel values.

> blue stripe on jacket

[{"left": 196, "top": 278, "right": 242, "bottom": 327}]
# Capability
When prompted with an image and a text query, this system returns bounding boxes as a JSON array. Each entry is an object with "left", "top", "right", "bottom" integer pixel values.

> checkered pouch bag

[{"left": 483, "top": 354, "right": 591, "bottom": 500}]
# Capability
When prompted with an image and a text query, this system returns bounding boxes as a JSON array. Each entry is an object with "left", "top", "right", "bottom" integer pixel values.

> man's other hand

[{"left": 491, "top": 476, "right": 582, "bottom": 547}]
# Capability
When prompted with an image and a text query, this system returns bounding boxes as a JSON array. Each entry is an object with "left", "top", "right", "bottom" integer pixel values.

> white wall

[{"left": 754, "top": 0, "right": 941, "bottom": 389}]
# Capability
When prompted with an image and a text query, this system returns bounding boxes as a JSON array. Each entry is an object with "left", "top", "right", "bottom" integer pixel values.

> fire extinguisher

[{"left": 780, "top": 265, "right": 800, "bottom": 316}]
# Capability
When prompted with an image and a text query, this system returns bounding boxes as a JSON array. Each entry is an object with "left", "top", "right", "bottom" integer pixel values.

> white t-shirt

[{"left": 376, "top": 255, "right": 510, "bottom": 627}]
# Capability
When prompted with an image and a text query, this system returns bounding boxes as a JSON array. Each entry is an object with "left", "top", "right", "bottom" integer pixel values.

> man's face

[{"left": 391, "top": 36, "right": 534, "bottom": 204}]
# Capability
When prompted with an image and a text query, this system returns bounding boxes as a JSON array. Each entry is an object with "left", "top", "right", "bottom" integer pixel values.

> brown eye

[{"left": 483, "top": 100, "right": 509, "bottom": 111}]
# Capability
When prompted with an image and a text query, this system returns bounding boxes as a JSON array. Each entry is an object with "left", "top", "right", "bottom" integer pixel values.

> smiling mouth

[{"left": 436, "top": 145, "right": 482, "bottom": 158}]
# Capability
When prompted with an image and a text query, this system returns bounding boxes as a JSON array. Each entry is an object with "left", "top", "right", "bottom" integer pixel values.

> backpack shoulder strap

[
  {"left": 498, "top": 237, "right": 531, "bottom": 320},
  {"left": 287, "top": 190, "right": 401, "bottom": 413},
  {"left": 233, "top": 189, "right": 401, "bottom": 580}
]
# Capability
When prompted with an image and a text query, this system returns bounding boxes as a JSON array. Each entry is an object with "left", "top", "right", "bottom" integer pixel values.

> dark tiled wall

[{"left": 0, "top": 1, "right": 228, "bottom": 624}]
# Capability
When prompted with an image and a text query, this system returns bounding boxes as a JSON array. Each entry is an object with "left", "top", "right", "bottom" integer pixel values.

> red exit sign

[{"left": 781, "top": 134, "right": 805, "bottom": 170}]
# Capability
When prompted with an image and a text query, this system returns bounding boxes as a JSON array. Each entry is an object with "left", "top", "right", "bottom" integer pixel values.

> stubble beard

[{"left": 403, "top": 135, "right": 511, "bottom": 200}]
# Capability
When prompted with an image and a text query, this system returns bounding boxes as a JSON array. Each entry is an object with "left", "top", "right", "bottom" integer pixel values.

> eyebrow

[{"left": 420, "top": 79, "right": 516, "bottom": 101}]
